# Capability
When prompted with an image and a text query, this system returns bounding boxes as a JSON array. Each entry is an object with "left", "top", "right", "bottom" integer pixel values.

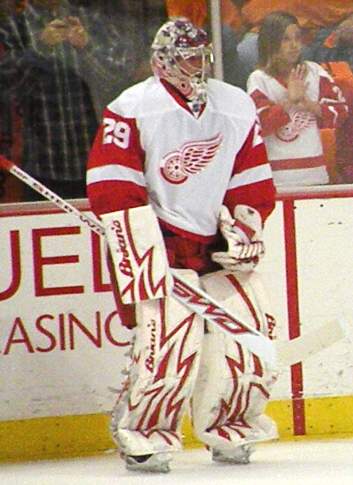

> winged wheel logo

[
  {"left": 160, "top": 133, "right": 223, "bottom": 184},
  {"left": 276, "top": 109, "right": 316, "bottom": 142}
]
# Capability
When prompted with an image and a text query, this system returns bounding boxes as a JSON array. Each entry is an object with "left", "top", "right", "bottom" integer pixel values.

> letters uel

[{"left": 0, "top": 227, "right": 111, "bottom": 301}]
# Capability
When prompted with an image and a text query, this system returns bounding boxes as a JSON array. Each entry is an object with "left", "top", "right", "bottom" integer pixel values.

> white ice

[{"left": 1, "top": 439, "right": 352, "bottom": 485}]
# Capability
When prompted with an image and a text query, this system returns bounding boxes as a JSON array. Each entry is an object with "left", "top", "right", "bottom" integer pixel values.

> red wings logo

[
  {"left": 276, "top": 109, "right": 316, "bottom": 142},
  {"left": 160, "top": 133, "right": 223, "bottom": 184}
]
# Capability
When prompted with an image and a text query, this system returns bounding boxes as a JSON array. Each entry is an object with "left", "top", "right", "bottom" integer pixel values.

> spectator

[
  {"left": 0, "top": 0, "right": 136, "bottom": 201},
  {"left": 237, "top": 1, "right": 353, "bottom": 89},
  {"left": 247, "top": 11, "right": 348, "bottom": 187}
]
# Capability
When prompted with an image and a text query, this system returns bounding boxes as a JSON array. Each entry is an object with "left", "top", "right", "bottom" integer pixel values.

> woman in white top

[{"left": 247, "top": 11, "right": 348, "bottom": 187}]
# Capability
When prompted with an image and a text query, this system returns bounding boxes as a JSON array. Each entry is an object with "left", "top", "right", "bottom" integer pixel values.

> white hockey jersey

[
  {"left": 247, "top": 62, "right": 348, "bottom": 187},
  {"left": 87, "top": 77, "right": 275, "bottom": 242}
]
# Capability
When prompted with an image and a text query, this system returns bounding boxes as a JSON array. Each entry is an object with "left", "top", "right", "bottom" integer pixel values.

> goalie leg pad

[
  {"left": 191, "top": 270, "right": 278, "bottom": 450},
  {"left": 111, "top": 269, "right": 204, "bottom": 456},
  {"left": 101, "top": 205, "right": 173, "bottom": 304},
  {"left": 201, "top": 269, "right": 277, "bottom": 340}
]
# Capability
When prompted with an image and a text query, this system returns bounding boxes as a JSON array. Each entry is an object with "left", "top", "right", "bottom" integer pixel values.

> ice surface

[{"left": 0, "top": 439, "right": 352, "bottom": 485}]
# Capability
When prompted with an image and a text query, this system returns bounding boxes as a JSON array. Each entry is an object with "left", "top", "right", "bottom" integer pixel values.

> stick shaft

[{"left": 1, "top": 158, "right": 105, "bottom": 236}]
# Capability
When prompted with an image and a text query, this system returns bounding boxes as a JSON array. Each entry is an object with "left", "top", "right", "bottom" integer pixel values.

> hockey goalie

[{"left": 86, "top": 18, "right": 278, "bottom": 473}]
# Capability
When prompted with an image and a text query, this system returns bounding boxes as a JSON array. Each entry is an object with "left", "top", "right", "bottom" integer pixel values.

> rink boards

[{"left": 1, "top": 187, "right": 353, "bottom": 460}]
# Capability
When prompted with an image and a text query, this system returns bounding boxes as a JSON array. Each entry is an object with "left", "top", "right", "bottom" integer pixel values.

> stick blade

[{"left": 277, "top": 320, "right": 347, "bottom": 367}]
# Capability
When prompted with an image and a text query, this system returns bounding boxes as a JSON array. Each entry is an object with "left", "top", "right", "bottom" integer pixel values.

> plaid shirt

[{"left": 0, "top": 1, "right": 136, "bottom": 181}]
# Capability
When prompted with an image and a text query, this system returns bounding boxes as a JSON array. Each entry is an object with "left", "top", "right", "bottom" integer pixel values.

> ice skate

[
  {"left": 124, "top": 452, "right": 172, "bottom": 473},
  {"left": 212, "top": 444, "right": 253, "bottom": 464}
]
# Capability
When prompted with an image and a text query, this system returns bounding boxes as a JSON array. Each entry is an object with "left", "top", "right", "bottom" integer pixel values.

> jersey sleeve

[
  {"left": 86, "top": 106, "right": 148, "bottom": 217},
  {"left": 223, "top": 120, "right": 276, "bottom": 223},
  {"left": 247, "top": 72, "right": 291, "bottom": 137},
  {"left": 317, "top": 66, "right": 349, "bottom": 129}
]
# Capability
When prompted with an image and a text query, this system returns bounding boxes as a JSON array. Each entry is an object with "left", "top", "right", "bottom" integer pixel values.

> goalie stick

[{"left": 0, "top": 156, "right": 346, "bottom": 366}]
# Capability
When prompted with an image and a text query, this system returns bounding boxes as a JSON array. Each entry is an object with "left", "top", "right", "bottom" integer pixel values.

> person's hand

[
  {"left": 40, "top": 19, "right": 68, "bottom": 47},
  {"left": 287, "top": 64, "right": 321, "bottom": 117},
  {"left": 287, "top": 64, "right": 307, "bottom": 104},
  {"left": 66, "top": 17, "right": 89, "bottom": 49}
]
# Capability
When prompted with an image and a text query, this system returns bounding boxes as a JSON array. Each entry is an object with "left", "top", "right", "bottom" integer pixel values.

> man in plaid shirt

[{"left": 0, "top": 0, "right": 137, "bottom": 200}]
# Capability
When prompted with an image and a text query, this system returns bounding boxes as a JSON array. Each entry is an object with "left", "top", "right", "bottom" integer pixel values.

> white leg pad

[
  {"left": 111, "top": 269, "right": 204, "bottom": 456},
  {"left": 191, "top": 270, "right": 278, "bottom": 450}
]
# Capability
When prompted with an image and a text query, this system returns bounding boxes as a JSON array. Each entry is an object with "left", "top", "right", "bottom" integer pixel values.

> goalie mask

[{"left": 151, "top": 18, "right": 213, "bottom": 115}]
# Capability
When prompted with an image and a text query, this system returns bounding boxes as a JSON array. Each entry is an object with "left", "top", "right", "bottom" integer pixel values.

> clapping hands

[
  {"left": 287, "top": 64, "right": 307, "bottom": 104},
  {"left": 284, "top": 64, "right": 322, "bottom": 118},
  {"left": 40, "top": 16, "right": 88, "bottom": 49}
]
